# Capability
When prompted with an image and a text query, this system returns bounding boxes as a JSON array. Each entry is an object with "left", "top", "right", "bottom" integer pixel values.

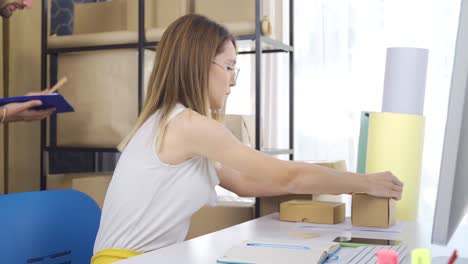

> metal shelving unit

[{"left": 40, "top": 0, "right": 294, "bottom": 218}]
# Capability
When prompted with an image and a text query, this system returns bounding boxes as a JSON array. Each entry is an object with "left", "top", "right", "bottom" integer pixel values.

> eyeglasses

[{"left": 212, "top": 61, "right": 240, "bottom": 85}]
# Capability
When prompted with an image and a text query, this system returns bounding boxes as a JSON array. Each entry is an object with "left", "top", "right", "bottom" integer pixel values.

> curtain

[{"left": 294, "top": 0, "right": 463, "bottom": 221}]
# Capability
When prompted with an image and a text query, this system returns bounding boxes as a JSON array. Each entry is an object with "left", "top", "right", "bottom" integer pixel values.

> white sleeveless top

[{"left": 93, "top": 104, "right": 220, "bottom": 253}]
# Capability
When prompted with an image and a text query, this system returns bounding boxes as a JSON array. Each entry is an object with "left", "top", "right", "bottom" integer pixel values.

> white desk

[{"left": 118, "top": 213, "right": 468, "bottom": 263}]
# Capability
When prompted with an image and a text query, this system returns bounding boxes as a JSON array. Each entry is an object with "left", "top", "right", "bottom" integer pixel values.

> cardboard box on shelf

[
  {"left": 47, "top": 173, "right": 112, "bottom": 208},
  {"left": 71, "top": 174, "right": 112, "bottom": 208},
  {"left": 74, "top": 0, "right": 130, "bottom": 34},
  {"left": 351, "top": 193, "right": 396, "bottom": 228},
  {"left": 74, "top": 0, "right": 188, "bottom": 33},
  {"left": 57, "top": 49, "right": 155, "bottom": 148},
  {"left": 280, "top": 200, "right": 345, "bottom": 224},
  {"left": 194, "top": 0, "right": 284, "bottom": 41},
  {"left": 224, "top": 114, "right": 255, "bottom": 147}
]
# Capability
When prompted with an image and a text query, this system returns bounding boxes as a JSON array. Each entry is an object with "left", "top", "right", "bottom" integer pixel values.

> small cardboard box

[
  {"left": 280, "top": 200, "right": 346, "bottom": 224},
  {"left": 351, "top": 193, "right": 396, "bottom": 228}
]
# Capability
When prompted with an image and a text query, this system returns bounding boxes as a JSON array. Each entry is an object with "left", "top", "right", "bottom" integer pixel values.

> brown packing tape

[{"left": 57, "top": 49, "right": 155, "bottom": 148}]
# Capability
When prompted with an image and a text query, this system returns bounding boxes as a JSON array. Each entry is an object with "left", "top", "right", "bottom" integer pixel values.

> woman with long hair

[{"left": 92, "top": 14, "right": 403, "bottom": 263}]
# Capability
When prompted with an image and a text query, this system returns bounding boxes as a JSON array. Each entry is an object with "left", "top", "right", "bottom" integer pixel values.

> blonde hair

[{"left": 118, "top": 14, "right": 236, "bottom": 151}]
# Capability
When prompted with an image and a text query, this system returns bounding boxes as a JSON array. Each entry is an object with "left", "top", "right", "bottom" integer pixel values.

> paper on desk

[{"left": 295, "top": 217, "right": 404, "bottom": 233}]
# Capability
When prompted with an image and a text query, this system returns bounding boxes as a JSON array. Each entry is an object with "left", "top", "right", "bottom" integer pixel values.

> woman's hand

[
  {"left": 365, "top": 171, "right": 404, "bottom": 200},
  {"left": 2, "top": 100, "right": 55, "bottom": 123}
]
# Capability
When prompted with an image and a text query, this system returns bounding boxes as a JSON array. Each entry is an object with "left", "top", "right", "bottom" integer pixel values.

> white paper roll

[{"left": 382, "top": 47, "right": 429, "bottom": 115}]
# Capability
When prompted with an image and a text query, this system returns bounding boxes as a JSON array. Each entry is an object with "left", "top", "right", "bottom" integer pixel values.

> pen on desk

[
  {"left": 48, "top": 77, "right": 68, "bottom": 94},
  {"left": 246, "top": 243, "right": 310, "bottom": 250},
  {"left": 447, "top": 250, "right": 457, "bottom": 264}
]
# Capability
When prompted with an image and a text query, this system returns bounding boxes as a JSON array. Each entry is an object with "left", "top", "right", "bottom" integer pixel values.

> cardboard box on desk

[
  {"left": 351, "top": 193, "right": 396, "bottom": 228},
  {"left": 280, "top": 200, "right": 346, "bottom": 224}
]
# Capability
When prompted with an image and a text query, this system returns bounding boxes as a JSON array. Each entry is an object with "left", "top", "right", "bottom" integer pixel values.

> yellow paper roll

[{"left": 366, "top": 112, "right": 425, "bottom": 221}]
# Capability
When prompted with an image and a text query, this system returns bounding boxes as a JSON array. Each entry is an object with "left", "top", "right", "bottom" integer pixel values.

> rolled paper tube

[{"left": 382, "top": 47, "right": 429, "bottom": 115}]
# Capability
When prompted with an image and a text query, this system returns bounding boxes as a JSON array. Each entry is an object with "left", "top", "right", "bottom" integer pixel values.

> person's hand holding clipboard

[{"left": 0, "top": 77, "right": 73, "bottom": 124}]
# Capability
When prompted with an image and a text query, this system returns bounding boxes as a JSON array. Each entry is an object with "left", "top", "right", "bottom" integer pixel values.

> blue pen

[{"left": 246, "top": 243, "right": 310, "bottom": 250}]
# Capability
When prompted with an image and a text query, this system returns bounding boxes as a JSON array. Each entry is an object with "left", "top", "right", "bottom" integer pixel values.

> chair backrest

[{"left": 0, "top": 190, "right": 101, "bottom": 264}]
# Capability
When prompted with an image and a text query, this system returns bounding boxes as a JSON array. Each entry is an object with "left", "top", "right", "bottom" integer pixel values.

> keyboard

[{"left": 339, "top": 245, "right": 409, "bottom": 264}]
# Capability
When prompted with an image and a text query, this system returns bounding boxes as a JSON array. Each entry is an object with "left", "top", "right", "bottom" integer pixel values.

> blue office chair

[{"left": 0, "top": 189, "right": 101, "bottom": 264}]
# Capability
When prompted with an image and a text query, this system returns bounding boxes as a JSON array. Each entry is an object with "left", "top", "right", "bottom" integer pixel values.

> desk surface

[{"left": 118, "top": 213, "right": 468, "bottom": 263}]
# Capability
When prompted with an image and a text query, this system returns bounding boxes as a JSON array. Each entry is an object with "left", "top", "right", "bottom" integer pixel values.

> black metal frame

[
  {"left": 40, "top": 0, "right": 295, "bottom": 218},
  {"left": 252, "top": 0, "right": 295, "bottom": 218}
]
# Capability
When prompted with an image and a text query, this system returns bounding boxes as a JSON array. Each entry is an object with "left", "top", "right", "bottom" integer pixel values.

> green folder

[{"left": 356, "top": 112, "right": 370, "bottom": 173}]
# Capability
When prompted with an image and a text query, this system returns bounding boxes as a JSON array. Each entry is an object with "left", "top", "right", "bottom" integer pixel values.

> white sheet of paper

[{"left": 294, "top": 217, "right": 404, "bottom": 233}]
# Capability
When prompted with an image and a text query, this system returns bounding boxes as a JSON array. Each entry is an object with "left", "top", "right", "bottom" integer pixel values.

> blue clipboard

[{"left": 0, "top": 94, "right": 74, "bottom": 113}]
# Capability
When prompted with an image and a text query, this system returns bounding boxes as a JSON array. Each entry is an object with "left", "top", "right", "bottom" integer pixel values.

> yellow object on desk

[
  {"left": 411, "top": 248, "right": 431, "bottom": 264},
  {"left": 366, "top": 112, "right": 425, "bottom": 221}
]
